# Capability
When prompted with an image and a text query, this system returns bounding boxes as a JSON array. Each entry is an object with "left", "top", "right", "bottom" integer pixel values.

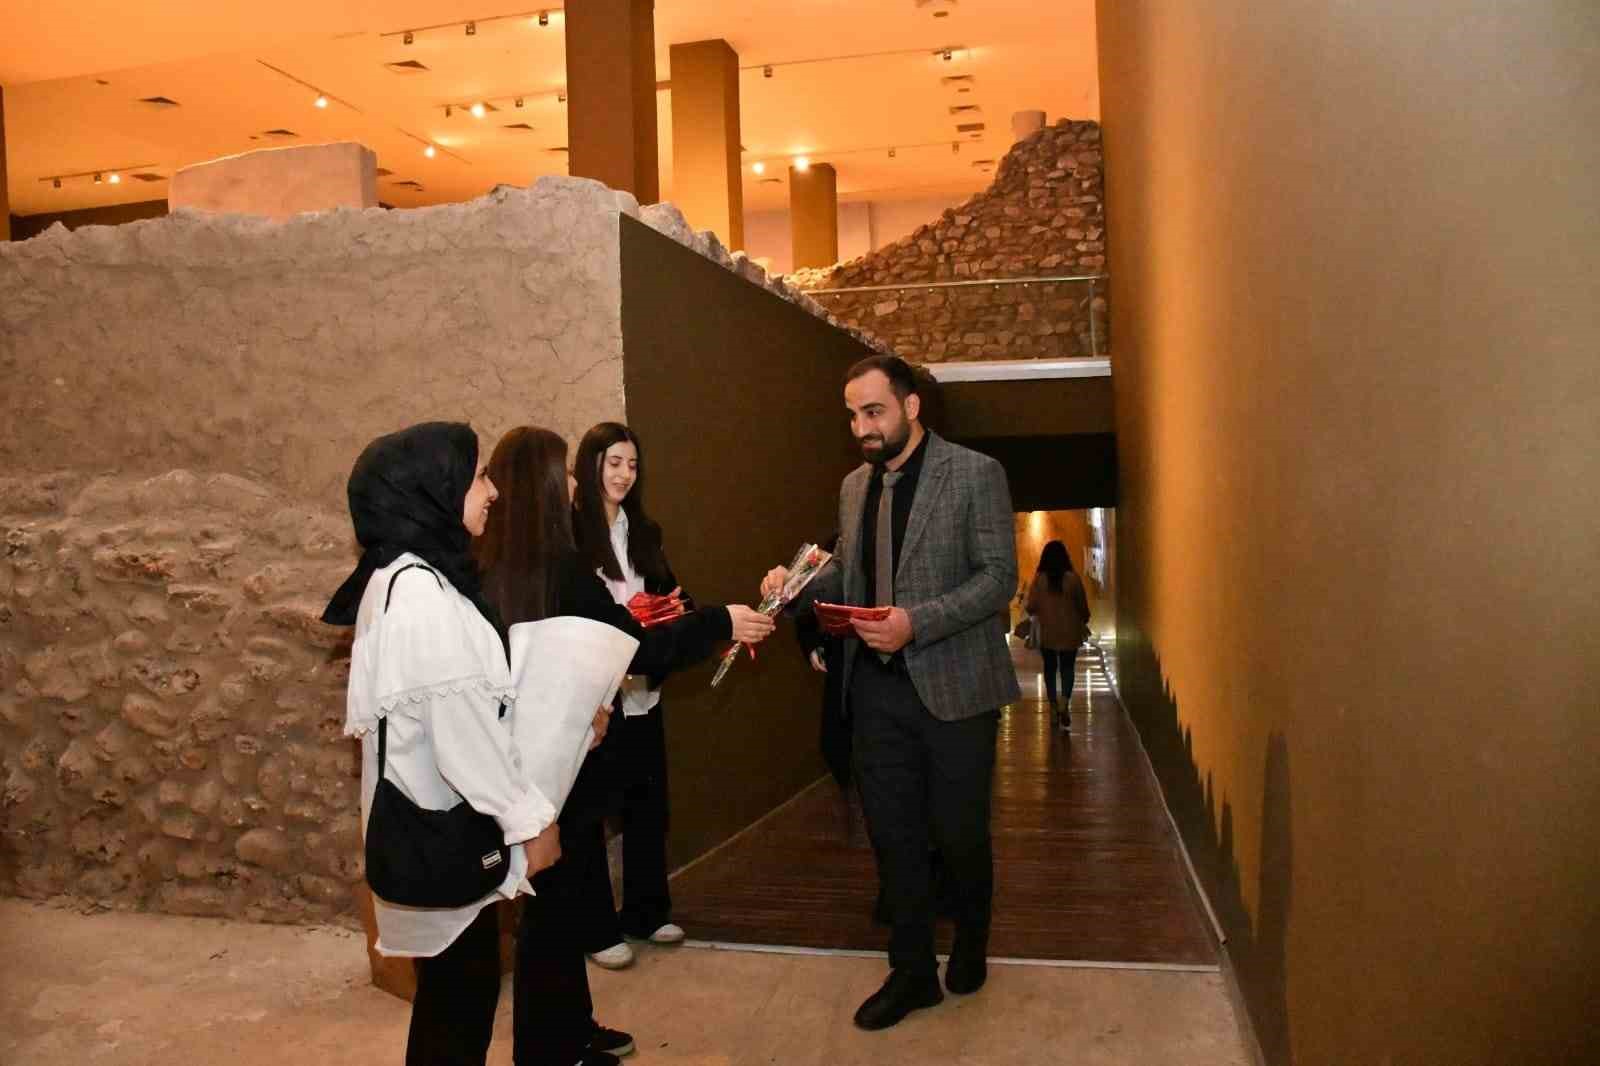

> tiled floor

[{"left": 0, "top": 897, "right": 1250, "bottom": 1066}]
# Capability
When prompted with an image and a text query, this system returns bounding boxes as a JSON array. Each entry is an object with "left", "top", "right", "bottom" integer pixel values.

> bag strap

[{"left": 376, "top": 562, "right": 444, "bottom": 777}]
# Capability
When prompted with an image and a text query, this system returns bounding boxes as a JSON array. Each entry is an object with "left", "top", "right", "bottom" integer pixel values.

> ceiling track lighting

[
  {"left": 314, "top": 93, "right": 329, "bottom": 108},
  {"left": 952, "top": 141, "right": 960, "bottom": 154},
  {"left": 888, "top": 147, "right": 896, "bottom": 158},
  {"left": 515, "top": 97, "right": 524, "bottom": 108},
  {"left": 558, "top": 91, "right": 567, "bottom": 103},
  {"left": 763, "top": 65, "right": 773, "bottom": 78},
  {"left": 109, "top": 173, "right": 121, "bottom": 184},
  {"left": 403, "top": 30, "right": 414, "bottom": 44},
  {"left": 445, "top": 104, "right": 453, "bottom": 117},
  {"left": 465, "top": 20, "right": 476, "bottom": 36},
  {"left": 942, "top": 49, "right": 954, "bottom": 61},
  {"left": 94, "top": 172, "right": 103, "bottom": 184},
  {"left": 539, "top": 10, "right": 549, "bottom": 26},
  {"left": 470, "top": 101, "right": 486, "bottom": 118},
  {"left": 424, "top": 144, "right": 437, "bottom": 158}
]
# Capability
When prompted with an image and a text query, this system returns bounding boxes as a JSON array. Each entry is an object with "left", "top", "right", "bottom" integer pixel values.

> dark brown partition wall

[{"left": 618, "top": 215, "right": 870, "bottom": 865}]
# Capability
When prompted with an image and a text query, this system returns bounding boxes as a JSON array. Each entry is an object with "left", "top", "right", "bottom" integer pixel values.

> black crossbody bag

[{"left": 365, "top": 564, "right": 512, "bottom": 908}]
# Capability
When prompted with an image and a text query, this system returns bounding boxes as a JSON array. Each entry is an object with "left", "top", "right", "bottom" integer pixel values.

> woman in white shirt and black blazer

[{"left": 321, "top": 421, "right": 562, "bottom": 1066}]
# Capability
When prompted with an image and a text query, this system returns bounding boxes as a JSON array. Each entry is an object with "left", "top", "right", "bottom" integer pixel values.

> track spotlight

[
  {"left": 942, "top": 49, "right": 953, "bottom": 61},
  {"left": 53, "top": 178, "right": 62, "bottom": 189},
  {"left": 445, "top": 104, "right": 453, "bottom": 117},
  {"left": 557, "top": 91, "right": 567, "bottom": 103},
  {"left": 465, "top": 21, "right": 476, "bottom": 36},
  {"left": 763, "top": 65, "right": 773, "bottom": 78},
  {"left": 539, "top": 10, "right": 549, "bottom": 26},
  {"left": 314, "top": 94, "right": 329, "bottom": 109},
  {"left": 470, "top": 101, "right": 486, "bottom": 118},
  {"left": 403, "top": 31, "right": 414, "bottom": 45},
  {"left": 952, "top": 141, "right": 960, "bottom": 154},
  {"left": 752, "top": 161, "right": 765, "bottom": 175},
  {"left": 888, "top": 147, "right": 896, "bottom": 159},
  {"left": 424, "top": 144, "right": 436, "bottom": 158},
  {"left": 109, "top": 173, "right": 121, "bottom": 184},
  {"left": 94, "top": 172, "right": 103, "bottom": 184},
  {"left": 515, "top": 97, "right": 524, "bottom": 108}
]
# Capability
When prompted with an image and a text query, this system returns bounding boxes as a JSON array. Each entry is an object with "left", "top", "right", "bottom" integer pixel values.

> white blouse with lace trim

[{"left": 347, "top": 553, "right": 556, "bottom": 958}]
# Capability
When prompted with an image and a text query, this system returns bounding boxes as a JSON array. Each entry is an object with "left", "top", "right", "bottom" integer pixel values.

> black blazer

[{"left": 553, "top": 549, "right": 730, "bottom": 827}]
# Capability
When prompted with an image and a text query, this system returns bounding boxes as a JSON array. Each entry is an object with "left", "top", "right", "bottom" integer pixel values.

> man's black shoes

[
  {"left": 853, "top": 971, "right": 945, "bottom": 1030},
  {"left": 944, "top": 952, "right": 987, "bottom": 994}
]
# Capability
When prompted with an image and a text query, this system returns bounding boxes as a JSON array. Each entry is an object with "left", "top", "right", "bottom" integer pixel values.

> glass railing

[{"left": 803, "top": 274, "right": 1109, "bottom": 360}]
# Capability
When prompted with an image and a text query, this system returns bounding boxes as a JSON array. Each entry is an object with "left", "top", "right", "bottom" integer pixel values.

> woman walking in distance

[
  {"left": 1025, "top": 539, "right": 1091, "bottom": 732},
  {"left": 321, "top": 422, "right": 562, "bottom": 1066}
]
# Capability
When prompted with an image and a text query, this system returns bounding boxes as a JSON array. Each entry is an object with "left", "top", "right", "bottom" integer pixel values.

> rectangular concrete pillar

[
  {"left": 669, "top": 39, "right": 743, "bottom": 250},
  {"left": 168, "top": 142, "right": 377, "bottom": 220},
  {"left": 1, "top": 86, "right": 11, "bottom": 241},
  {"left": 566, "top": 0, "right": 659, "bottom": 203},
  {"left": 790, "top": 162, "right": 838, "bottom": 269}
]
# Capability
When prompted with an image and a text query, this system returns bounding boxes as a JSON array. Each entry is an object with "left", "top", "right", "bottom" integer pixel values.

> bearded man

[{"left": 763, "top": 354, "right": 1019, "bottom": 1030}]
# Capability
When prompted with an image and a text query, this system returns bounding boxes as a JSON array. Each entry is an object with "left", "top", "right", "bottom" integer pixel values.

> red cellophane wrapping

[{"left": 627, "top": 591, "right": 686, "bottom": 628}]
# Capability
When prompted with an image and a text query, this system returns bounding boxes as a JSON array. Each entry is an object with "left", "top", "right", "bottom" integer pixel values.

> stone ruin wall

[
  {"left": 0, "top": 178, "right": 634, "bottom": 927},
  {"left": 786, "top": 119, "right": 1108, "bottom": 362},
  {"left": 0, "top": 173, "right": 885, "bottom": 928}
]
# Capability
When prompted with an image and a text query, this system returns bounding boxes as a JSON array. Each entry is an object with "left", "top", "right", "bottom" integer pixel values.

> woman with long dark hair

[
  {"left": 475, "top": 425, "right": 773, "bottom": 1066},
  {"left": 1025, "top": 539, "right": 1092, "bottom": 732},
  {"left": 567, "top": 421, "right": 697, "bottom": 966},
  {"left": 322, "top": 422, "right": 562, "bottom": 1066}
]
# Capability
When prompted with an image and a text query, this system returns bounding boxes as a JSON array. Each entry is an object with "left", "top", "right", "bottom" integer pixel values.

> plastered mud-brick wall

[
  {"left": 0, "top": 174, "right": 882, "bottom": 925},
  {"left": 0, "top": 178, "right": 641, "bottom": 923},
  {"left": 786, "top": 119, "right": 1108, "bottom": 362}
]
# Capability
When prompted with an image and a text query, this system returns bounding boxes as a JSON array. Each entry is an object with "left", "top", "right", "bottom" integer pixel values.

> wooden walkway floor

[{"left": 669, "top": 644, "right": 1217, "bottom": 966}]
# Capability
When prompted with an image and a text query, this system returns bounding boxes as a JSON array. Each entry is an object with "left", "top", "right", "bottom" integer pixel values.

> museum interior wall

[{"left": 1097, "top": 2, "right": 1600, "bottom": 1062}]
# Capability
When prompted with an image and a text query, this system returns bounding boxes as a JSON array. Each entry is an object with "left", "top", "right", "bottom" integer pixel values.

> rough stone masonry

[{"left": 786, "top": 119, "right": 1108, "bottom": 362}]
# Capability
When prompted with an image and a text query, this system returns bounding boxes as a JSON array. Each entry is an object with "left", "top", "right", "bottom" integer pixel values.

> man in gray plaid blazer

[{"left": 764, "top": 355, "right": 1019, "bottom": 1030}]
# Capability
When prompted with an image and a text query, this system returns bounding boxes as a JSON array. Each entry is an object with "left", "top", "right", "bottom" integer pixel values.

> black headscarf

[{"left": 322, "top": 422, "right": 500, "bottom": 635}]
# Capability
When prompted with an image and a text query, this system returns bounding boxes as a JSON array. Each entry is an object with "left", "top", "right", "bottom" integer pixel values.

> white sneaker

[
  {"left": 646, "top": 923, "right": 685, "bottom": 944},
  {"left": 586, "top": 942, "right": 635, "bottom": 969}
]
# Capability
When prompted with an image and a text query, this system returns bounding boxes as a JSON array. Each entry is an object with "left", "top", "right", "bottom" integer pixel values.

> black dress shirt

[{"left": 860, "top": 430, "right": 930, "bottom": 608}]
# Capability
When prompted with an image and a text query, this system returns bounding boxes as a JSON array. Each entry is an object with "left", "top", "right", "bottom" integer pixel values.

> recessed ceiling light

[
  {"left": 470, "top": 102, "right": 486, "bottom": 118},
  {"left": 793, "top": 156, "right": 810, "bottom": 172},
  {"left": 752, "top": 161, "right": 766, "bottom": 175},
  {"left": 314, "top": 94, "right": 329, "bottom": 108},
  {"left": 108, "top": 173, "right": 121, "bottom": 184},
  {"left": 424, "top": 144, "right": 437, "bottom": 158}
]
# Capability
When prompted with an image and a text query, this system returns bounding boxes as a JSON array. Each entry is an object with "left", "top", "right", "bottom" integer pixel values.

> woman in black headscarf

[{"left": 324, "top": 422, "right": 562, "bottom": 1066}]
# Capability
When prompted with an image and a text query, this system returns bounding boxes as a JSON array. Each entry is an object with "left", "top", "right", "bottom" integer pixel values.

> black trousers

[
  {"left": 514, "top": 849, "right": 595, "bottom": 1066},
  {"left": 1041, "top": 646, "right": 1081, "bottom": 707},
  {"left": 850, "top": 651, "right": 999, "bottom": 977},
  {"left": 572, "top": 704, "right": 673, "bottom": 948},
  {"left": 407, "top": 905, "right": 501, "bottom": 1066}
]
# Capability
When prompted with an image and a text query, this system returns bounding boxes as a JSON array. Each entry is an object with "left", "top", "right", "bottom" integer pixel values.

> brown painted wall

[
  {"left": 1098, "top": 3, "right": 1600, "bottom": 1064},
  {"left": 618, "top": 215, "right": 868, "bottom": 865}
]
